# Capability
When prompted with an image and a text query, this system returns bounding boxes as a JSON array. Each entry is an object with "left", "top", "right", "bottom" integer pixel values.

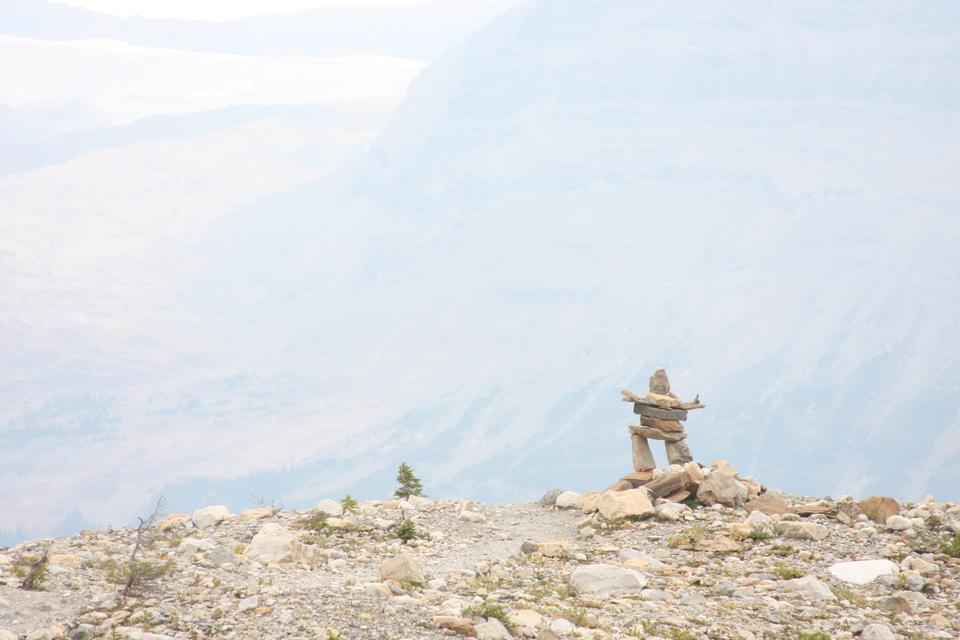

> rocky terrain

[{"left": 2, "top": 461, "right": 959, "bottom": 640}]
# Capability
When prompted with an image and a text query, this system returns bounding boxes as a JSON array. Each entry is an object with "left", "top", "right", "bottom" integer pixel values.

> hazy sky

[{"left": 51, "top": 0, "right": 471, "bottom": 20}]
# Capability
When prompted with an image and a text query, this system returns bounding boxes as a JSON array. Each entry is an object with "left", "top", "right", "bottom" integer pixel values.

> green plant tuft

[{"left": 395, "top": 518, "right": 418, "bottom": 543}]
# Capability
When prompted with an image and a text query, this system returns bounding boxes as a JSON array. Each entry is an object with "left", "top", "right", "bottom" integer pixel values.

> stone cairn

[
  {"left": 622, "top": 367, "right": 704, "bottom": 471},
  {"left": 610, "top": 368, "right": 708, "bottom": 502}
]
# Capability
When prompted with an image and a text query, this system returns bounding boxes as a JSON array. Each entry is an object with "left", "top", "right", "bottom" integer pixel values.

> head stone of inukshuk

[{"left": 624, "top": 368, "right": 703, "bottom": 471}]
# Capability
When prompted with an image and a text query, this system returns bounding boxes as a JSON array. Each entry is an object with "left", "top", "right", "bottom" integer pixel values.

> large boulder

[
  {"left": 191, "top": 505, "right": 231, "bottom": 529},
  {"left": 744, "top": 493, "right": 792, "bottom": 516},
  {"left": 598, "top": 489, "right": 655, "bottom": 520},
  {"left": 696, "top": 472, "right": 747, "bottom": 507},
  {"left": 828, "top": 560, "right": 899, "bottom": 585},
  {"left": 245, "top": 523, "right": 296, "bottom": 563},
  {"left": 859, "top": 496, "right": 900, "bottom": 523},
  {"left": 379, "top": 553, "right": 426, "bottom": 584},
  {"left": 570, "top": 564, "right": 647, "bottom": 595},
  {"left": 554, "top": 491, "right": 582, "bottom": 509}
]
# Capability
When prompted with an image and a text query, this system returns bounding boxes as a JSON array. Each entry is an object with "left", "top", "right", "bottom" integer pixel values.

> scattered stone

[
  {"left": 509, "top": 610, "right": 543, "bottom": 629},
  {"left": 880, "top": 595, "right": 912, "bottom": 614},
  {"left": 828, "top": 559, "right": 898, "bottom": 585},
  {"left": 885, "top": 515, "right": 912, "bottom": 531},
  {"left": 245, "top": 523, "right": 296, "bottom": 564},
  {"left": 569, "top": 564, "right": 647, "bottom": 595},
  {"left": 433, "top": 616, "right": 477, "bottom": 637}
]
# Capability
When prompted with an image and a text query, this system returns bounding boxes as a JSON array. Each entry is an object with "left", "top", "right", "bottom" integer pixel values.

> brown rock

[
  {"left": 433, "top": 616, "right": 477, "bottom": 637},
  {"left": 581, "top": 491, "right": 601, "bottom": 514},
  {"left": 621, "top": 470, "right": 655, "bottom": 485},
  {"left": 641, "top": 392, "right": 684, "bottom": 409},
  {"left": 859, "top": 496, "right": 900, "bottom": 523},
  {"left": 606, "top": 479, "right": 634, "bottom": 492},
  {"left": 537, "top": 540, "right": 570, "bottom": 557},
  {"left": 684, "top": 461, "right": 704, "bottom": 484},
  {"left": 880, "top": 595, "right": 912, "bottom": 614},
  {"left": 629, "top": 425, "right": 684, "bottom": 442},
  {"left": 664, "top": 489, "right": 690, "bottom": 503},
  {"left": 665, "top": 440, "right": 693, "bottom": 465},
  {"left": 631, "top": 432, "right": 656, "bottom": 471},
  {"left": 649, "top": 368, "right": 671, "bottom": 394},
  {"left": 598, "top": 489, "right": 656, "bottom": 520},
  {"left": 639, "top": 415, "right": 686, "bottom": 433},
  {"left": 744, "top": 493, "right": 792, "bottom": 516}
]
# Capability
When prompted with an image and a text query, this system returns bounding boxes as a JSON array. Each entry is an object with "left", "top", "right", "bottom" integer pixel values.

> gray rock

[
  {"left": 520, "top": 540, "right": 538, "bottom": 554},
  {"left": 633, "top": 404, "right": 688, "bottom": 420},
  {"left": 745, "top": 510, "right": 774, "bottom": 530},
  {"left": 861, "top": 624, "right": 896, "bottom": 640},
  {"left": 779, "top": 521, "right": 829, "bottom": 541},
  {"left": 783, "top": 575, "right": 835, "bottom": 601},
  {"left": 554, "top": 491, "right": 582, "bottom": 509},
  {"left": 539, "top": 489, "right": 564, "bottom": 506},
  {"left": 570, "top": 564, "right": 647, "bottom": 595},
  {"left": 655, "top": 502, "right": 690, "bottom": 521},
  {"left": 237, "top": 595, "right": 259, "bottom": 612}
]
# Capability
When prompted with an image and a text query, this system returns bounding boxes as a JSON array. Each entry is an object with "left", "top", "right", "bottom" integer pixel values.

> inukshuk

[{"left": 621, "top": 368, "right": 704, "bottom": 471}]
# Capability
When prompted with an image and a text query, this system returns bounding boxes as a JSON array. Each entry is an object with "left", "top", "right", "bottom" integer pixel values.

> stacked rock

[{"left": 621, "top": 368, "right": 704, "bottom": 472}]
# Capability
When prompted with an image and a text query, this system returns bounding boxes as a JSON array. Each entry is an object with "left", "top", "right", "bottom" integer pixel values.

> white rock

[
  {"left": 570, "top": 564, "right": 647, "bottom": 595},
  {"left": 379, "top": 552, "right": 426, "bottom": 584},
  {"left": 555, "top": 491, "right": 583, "bottom": 509},
  {"left": 509, "top": 609, "right": 543, "bottom": 628},
  {"left": 783, "top": 575, "right": 835, "bottom": 601},
  {"left": 861, "top": 624, "right": 896, "bottom": 640},
  {"left": 475, "top": 619, "right": 512, "bottom": 640},
  {"left": 191, "top": 505, "right": 231, "bottom": 528},
  {"left": 0, "top": 631, "right": 16, "bottom": 640},
  {"left": 828, "top": 560, "right": 899, "bottom": 585},
  {"left": 745, "top": 510, "right": 774, "bottom": 529},
  {"left": 25, "top": 631, "right": 54, "bottom": 640},
  {"left": 315, "top": 499, "right": 344, "bottom": 517},
  {"left": 245, "top": 523, "right": 296, "bottom": 563},
  {"left": 550, "top": 618, "right": 576, "bottom": 635},
  {"left": 886, "top": 515, "right": 913, "bottom": 531}
]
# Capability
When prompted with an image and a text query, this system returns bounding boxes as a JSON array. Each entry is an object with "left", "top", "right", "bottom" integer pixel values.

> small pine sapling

[{"left": 394, "top": 462, "right": 424, "bottom": 499}]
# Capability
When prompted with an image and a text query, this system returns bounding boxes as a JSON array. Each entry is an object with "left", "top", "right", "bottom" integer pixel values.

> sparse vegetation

[
  {"left": 747, "top": 527, "right": 774, "bottom": 541},
  {"left": 463, "top": 601, "right": 509, "bottom": 626},
  {"left": 797, "top": 633, "right": 830, "bottom": 640},
  {"left": 394, "top": 462, "right": 424, "bottom": 499},
  {"left": 394, "top": 519, "right": 417, "bottom": 543},
  {"left": 108, "top": 495, "right": 173, "bottom": 600},
  {"left": 667, "top": 523, "right": 707, "bottom": 547},
  {"left": 941, "top": 534, "right": 960, "bottom": 558},
  {"left": 296, "top": 511, "right": 330, "bottom": 532},
  {"left": 832, "top": 586, "right": 866, "bottom": 606},
  {"left": 772, "top": 544, "right": 797, "bottom": 557},
  {"left": 774, "top": 561, "right": 804, "bottom": 579},
  {"left": 341, "top": 494, "right": 360, "bottom": 512},
  {"left": 12, "top": 550, "right": 49, "bottom": 591}
]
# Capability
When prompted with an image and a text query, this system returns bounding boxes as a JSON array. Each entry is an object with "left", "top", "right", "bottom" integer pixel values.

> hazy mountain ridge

[{"left": 2, "top": 0, "right": 959, "bottom": 545}]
